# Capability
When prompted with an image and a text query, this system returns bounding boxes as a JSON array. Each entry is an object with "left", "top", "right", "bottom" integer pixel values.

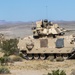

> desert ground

[
  {"left": 0, "top": 21, "right": 75, "bottom": 75},
  {"left": 4, "top": 59, "right": 75, "bottom": 75}
]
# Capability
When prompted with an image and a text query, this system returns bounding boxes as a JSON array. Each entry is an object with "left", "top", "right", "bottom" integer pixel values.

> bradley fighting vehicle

[{"left": 18, "top": 19, "right": 75, "bottom": 61}]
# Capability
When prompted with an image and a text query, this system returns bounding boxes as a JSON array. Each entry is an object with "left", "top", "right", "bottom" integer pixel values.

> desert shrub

[
  {"left": 1, "top": 39, "right": 19, "bottom": 56},
  {"left": 47, "top": 69, "right": 66, "bottom": 75},
  {"left": 0, "top": 67, "right": 10, "bottom": 74},
  {"left": 9, "top": 55, "right": 22, "bottom": 62},
  {"left": 0, "top": 56, "right": 10, "bottom": 65}
]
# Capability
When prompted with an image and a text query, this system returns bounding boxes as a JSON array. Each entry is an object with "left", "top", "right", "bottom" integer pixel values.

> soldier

[{"left": 49, "top": 21, "right": 53, "bottom": 26}]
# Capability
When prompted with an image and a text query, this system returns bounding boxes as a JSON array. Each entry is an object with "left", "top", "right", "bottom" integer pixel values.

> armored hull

[{"left": 18, "top": 20, "right": 75, "bottom": 61}]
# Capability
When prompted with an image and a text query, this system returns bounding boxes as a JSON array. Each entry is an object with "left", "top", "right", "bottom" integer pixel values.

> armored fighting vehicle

[{"left": 18, "top": 19, "right": 75, "bottom": 61}]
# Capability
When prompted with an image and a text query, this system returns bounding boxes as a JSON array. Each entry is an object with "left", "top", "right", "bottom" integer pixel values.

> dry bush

[
  {"left": 0, "top": 56, "right": 10, "bottom": 65},
  {"left": 9, "top": 55, "right": 22, "bottom": 62},
  {"left": 47, "top": 69, "right": 66, "bottom": 75},
  {"left": 0, "top": 67, "right": 10, "bottom": 74}
]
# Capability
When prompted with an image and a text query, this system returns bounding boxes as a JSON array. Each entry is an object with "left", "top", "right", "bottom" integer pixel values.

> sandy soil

[{"left": 6, "top": 60, "right": 75, "bottom": 75}]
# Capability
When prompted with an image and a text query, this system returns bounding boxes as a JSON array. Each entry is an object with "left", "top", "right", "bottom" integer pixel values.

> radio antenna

[{"left": 45, "top": 0, "right": 48, "bottom": 19}]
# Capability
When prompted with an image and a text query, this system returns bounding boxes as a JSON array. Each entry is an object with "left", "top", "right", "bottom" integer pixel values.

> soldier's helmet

[{"left": 49, "top": 21, "right": 53, "bottom": 25}]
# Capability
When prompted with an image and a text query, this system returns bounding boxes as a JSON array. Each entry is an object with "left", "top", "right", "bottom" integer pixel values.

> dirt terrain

[
  {"left": 7, "top": 60, "right": 75, "bottom": 75},
  {"left": 0, "top": 22, "right": 75, "bottom": 75}
]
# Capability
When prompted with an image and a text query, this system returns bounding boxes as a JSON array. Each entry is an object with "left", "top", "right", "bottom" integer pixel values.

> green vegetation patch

[
  {"left": 47, "top": 69, "right": 66, "bottom": 75},
  {"left": 0, "top": 67, "right": 10, "bottom": 74},
  {"left": 1, "top": 39, "right": 19, "bottom": 56}
]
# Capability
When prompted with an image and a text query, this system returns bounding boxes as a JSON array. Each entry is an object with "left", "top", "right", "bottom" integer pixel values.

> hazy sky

[{"left": 0, "top": 0, "right": 75, "bottom": 21}]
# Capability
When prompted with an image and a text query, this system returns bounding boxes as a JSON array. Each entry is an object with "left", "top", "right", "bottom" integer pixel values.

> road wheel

[
  {"left": 55, "top": 54, "right": 64, "bottom": 61},
  {"left": 40, "top": 54, "right": 46, "bottom": 60},
  {"left": 56, "top": 55, "right": 64, "bottom": 61},
  {"left": 34, "top": 54, "right": 39, "bottom": 60},
  {"left": 27, "top": 54, "right": 33, "bottom": 60},
  {"left": 63, "top": 54, "right": 68, "bottom": 60}
]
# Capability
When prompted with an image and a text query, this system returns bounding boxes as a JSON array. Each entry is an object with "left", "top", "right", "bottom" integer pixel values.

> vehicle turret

[{"left": 32, "top": 19, "right": 66, "bottom": 38}]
